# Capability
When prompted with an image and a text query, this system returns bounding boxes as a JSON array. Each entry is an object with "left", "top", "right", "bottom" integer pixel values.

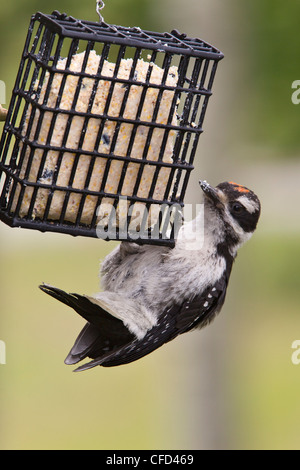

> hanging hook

[{"left": 96, "top": 0, "right": 105, "bottom": 23}]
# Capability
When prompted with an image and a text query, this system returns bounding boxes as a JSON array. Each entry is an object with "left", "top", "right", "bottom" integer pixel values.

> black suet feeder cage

[{"left": 0, "top": 10, "right": 223, "bottom": 246}]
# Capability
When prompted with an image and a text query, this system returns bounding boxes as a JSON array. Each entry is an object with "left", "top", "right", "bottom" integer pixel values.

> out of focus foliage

[{"left": 242, "top": 0, "right": 300, "bottom": 156}]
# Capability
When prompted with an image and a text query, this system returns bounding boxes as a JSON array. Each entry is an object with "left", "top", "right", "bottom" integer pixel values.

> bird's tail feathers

[
  {"left": 39, "top": 283, "right": 135, "bottom": 369},
  {"left": 64, "top": 323, "right": 101, "bottom": 366},
  {"left": 39, "top": 283, "right": 112, "bottom": 328}
]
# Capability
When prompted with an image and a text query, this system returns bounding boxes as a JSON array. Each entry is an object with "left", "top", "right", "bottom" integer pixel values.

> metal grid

[{"left": 0, "top": 11, "right": 223, "bottom": 245}]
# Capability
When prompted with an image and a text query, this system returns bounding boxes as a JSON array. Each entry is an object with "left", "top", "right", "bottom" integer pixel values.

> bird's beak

[{"left": 199, "top": 180, "right": 223, "bottom": 207}]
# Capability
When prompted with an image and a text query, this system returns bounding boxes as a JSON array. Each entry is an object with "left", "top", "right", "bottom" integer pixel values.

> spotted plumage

[{"left": 39, "top": 180, "right": 261, "bottom": 371}]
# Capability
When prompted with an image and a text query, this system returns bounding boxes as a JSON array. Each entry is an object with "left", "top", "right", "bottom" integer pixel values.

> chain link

[{"left": 96, "top": 1, "right": 105, "bottom": 23}]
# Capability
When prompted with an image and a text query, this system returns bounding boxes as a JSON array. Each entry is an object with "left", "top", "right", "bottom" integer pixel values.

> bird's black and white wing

[
  {"left": 40, "top": 272, "right": 229, "bottom": 371},
  {"left": 81, "top": 274, "right": 229, "bottom": 370},
  {"left": 39, "top": 258, "right": 230, "bottom": 371}
]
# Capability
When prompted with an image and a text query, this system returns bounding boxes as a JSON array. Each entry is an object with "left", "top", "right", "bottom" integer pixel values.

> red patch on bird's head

[{"left": 228, "top": 182, "right": 250, "bottom": 194}]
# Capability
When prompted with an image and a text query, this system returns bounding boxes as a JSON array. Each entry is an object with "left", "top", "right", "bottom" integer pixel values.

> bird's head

[{"left": 199, "top": 180, "right": 261, "bottom": 254}]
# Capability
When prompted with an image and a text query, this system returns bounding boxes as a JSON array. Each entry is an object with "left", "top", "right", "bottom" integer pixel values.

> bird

[{"left": 39, "top": 180, "right": 261, "bottom": 371}]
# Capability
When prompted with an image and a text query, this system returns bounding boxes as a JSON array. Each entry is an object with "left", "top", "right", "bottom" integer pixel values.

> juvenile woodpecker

[{"left": 40, "top": 180, "right": 261, "bottom": 371}]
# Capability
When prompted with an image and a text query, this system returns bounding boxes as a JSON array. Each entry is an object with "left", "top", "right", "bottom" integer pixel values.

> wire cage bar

[{"left": 0, "top": 11, "right": 223, "bottom": 245}]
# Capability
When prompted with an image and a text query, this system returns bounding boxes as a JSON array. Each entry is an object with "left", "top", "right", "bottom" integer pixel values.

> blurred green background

[{"left": 1, "top": 0, "right": 300, "bottom": 450}]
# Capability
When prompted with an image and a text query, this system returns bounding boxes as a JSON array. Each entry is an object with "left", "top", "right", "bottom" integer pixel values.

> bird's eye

[{"left": 232, "top": 202, "right": 244, "bottom": 213}]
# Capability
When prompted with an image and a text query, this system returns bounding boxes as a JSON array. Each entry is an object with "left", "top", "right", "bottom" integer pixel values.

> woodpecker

[{"left": 39, "top": 180, "right": 261, "bottom": 371}]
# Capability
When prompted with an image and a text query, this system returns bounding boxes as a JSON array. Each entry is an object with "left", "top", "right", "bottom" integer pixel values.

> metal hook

[{"left": 96, "top": 0, "right": 105, "bottom": 23}]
